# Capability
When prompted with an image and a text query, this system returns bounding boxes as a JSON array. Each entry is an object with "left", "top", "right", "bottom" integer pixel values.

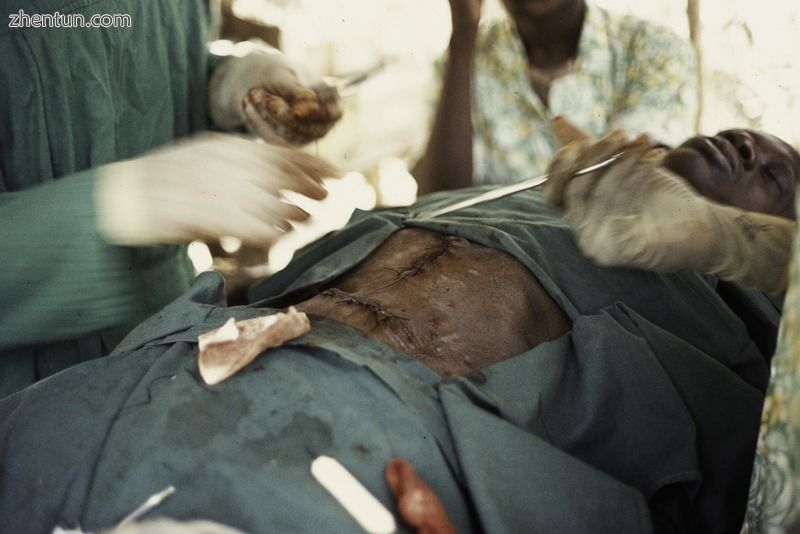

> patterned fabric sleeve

[
  {"left": 744, "top": 203, "right": 800, "bottom": 533},
  {"left": 417, "top": 5, "right": 698, "bottom": 185},
  {"left": 609, "top": 17, "right": 698, "bottom": 147}
]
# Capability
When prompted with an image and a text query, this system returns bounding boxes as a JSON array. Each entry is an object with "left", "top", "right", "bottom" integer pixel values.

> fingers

[
  {"left": 105, "top": 132, "right": 333, "bottom": 247},
  {"left": 564, "top": 144, "right": 646, "bottom": 227},
  {"left": 574, "top": 129, "right": 630, "bottom": 171},
  {"left": 539, "top": 127, "right": 711, "bottom": 274},
  {"left": 199, "top": 133, "right": 332, "bottom": 201},
  {"left": 311, "top": 82, "right": 344, "bottom": 122},
  {"left": 237, "top": 186, "right": 311, "bottom": 228},
  {"left": 551, "top": 115, "right": 591, "bottom": 146},
  {"left": 265, "top": 151, "right": 331, "bottom": 201},
  {"left": 197, "top": 181, "right": 311, "bottom": 246},
  {"left": 547, "top": 119, "right": 659, "bottom": 202},
  {"left": 216, "top": 213, "right": 286, "bottom": 247},
  {"left": 545, "top": 129, "right": 629, "bottom": 209},
  {"left": 277, "top": 148, "right": 339, "bottom": 185},
  {"left": 245, "top": 82, "right": 342, "bottom": 145},
  {"left": 176, "top": 134, "right": 329, "bottom": 242},
  {"left": 544, "top": 130, "right": 641, "bottom": 211},
  {"left": 543, "top": 139, "right": 588, "bottom": 209},
  {"left": 242, "top": 98, "right": 286, "bottom": 145}
]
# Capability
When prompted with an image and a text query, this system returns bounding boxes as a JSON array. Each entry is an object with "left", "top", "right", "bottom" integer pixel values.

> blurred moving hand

[
  {"left": 209, "top": 41, "right": 342, "bottom": 145},
  {"left": 544, "top": 125, "right": 793, "bottom": 294},
  {"left": 95, "top": 133, "right": 332, "bottom": 247}
]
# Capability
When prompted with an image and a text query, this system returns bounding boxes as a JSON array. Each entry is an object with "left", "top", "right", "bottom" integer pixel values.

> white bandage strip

[{"left": 311, "top": 456, "right": 397, "bottom": 534}]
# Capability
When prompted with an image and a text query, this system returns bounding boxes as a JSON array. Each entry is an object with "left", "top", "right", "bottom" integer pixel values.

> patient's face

[{"left": 663, "top": 130, "right": 800, "bottom": 220}]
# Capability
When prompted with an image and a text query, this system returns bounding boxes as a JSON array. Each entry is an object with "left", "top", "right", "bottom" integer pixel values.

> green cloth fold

[{"left": 0, "top": 0, "right": 215, "bottom": 395}]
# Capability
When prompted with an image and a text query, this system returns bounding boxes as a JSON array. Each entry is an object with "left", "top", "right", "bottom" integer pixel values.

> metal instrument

[
  {"left": 417, "top": 152, "right": 624, "bottom": 219},
  {"left": 333, "top": 60, "right": 388, "bottom": 92}
]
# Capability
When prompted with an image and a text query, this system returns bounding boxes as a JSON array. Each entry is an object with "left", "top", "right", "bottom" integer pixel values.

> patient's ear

[{"left": 551, "top": 116, "right": 591, "bottom": 145}]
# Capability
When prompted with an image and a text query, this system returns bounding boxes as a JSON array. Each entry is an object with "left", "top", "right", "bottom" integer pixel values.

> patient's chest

[{"left": 296, "top": 228, "right": 571, "bottom": 376}]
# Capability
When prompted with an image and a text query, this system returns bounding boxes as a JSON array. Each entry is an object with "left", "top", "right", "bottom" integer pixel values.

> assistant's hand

[
  {"left": 544, "top": 130, "right": 714, "bottom": 269},
  {"left": 209, "top": 41, "right": 342, "bottom": 145},
  {"left": 95, "top": 133, "right": 333, "bottom": 247},
  {"left": 544, "top": 129, "right": 794, "bottom": 294}
]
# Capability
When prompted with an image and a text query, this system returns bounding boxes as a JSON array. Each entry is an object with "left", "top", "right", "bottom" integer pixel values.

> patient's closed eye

[{"left": 763, "top": 165, "right": 790, "bottom": 193}]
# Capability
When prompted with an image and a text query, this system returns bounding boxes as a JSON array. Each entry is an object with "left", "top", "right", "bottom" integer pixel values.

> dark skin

[
  {"left": 295, "top": 128, "right": 798, "bottom": 534},
  {"left": 296, "top": 228, "right": 570, "bottom": 378},
  {"left": 501, "top": 0, "right": 585, "bottom": 68},
  {"left": 551, "top": 118, "right": 800, "bottom": 221},
  {"left": 297, "top": 128, "right": 800, "bottom": 378},
  {"left": 414, "top": 0, "right": 586, "bottom": 194},
  {"left": 663, "top": 129, "right": 800, "bottom": 220}
]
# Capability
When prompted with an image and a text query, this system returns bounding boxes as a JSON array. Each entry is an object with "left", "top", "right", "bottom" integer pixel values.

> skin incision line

[
  {"left": 295, "top": 226, "right": 574, "bottom": 375},
  {"left": 318, "top": 288, "right": 410, "bottom": 329},
  {"left": 363, "top": 235, "right": 453, "bottom": 296}
]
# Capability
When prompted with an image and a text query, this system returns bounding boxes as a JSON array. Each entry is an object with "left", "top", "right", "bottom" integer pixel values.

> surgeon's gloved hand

[
  {"left": 95, "top": 133, "right": 332, "bottom": 247},
  {"left": 544, "top": 130, "right": 794, "bottom": 294},
  {"left": 209, "top": 40, "right": 342, "bottom": 145}
]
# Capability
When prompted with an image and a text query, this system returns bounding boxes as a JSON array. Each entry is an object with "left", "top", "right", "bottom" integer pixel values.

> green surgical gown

[
  {"left": 0, "top": 0, "right": 218, "bottom": 396},
  {"left": 0, "top": 189, "right": 780, "bottom": 533}
]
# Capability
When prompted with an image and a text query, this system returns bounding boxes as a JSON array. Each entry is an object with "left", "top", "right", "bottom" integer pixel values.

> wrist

[
  {"left": 95, "top": 160, "right": 154, "bottom": 246},
  {"left": 707, "top": 204, "right": 793, "bottom": 293},
  {"left": 208, "top": 57, "right": 247, "bottom": 130},
  {"left": 450, "top": 24, "right": 479, "bottom": 48}
]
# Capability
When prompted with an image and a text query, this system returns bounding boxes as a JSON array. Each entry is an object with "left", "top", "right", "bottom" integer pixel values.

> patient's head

[
  {"left": 501, "top": 0, "right": 581, "bottom": 18},
  {"left": 663, "top": 129, "right": 800, "bottom": 220}
]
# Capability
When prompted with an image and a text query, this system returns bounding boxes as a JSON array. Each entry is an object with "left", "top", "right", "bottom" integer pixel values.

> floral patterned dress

[
  {"left": 745, "top": 214, "right": 800, "bottom": 533},
  {"left": 449, "top": 1, "right": 698, "bottom": 184}
]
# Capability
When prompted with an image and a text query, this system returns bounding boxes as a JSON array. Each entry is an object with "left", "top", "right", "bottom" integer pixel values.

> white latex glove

[
  {"left": 208, "top": 40, "right": 342, "bottom": 145},
  {"left": 95, "top": 133, "right": 333, "bottom": 247},
  {"left": 544, "top": 131, "right": 795, "bottom": 294}
]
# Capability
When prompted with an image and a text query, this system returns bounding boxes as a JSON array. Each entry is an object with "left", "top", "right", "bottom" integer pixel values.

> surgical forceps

[{"left": 418, "top": 151, "right": 624, "bottom": 219}]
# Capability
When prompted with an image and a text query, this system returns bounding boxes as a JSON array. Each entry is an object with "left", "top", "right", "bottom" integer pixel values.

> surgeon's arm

[
  {"left": 544, "top": 133, "right": 794, "bottom": 295},
  {"left": 0, "top": 171, "right": 149, "bottom": 349},
  {"left": 0, "top": 134, "right": 332, "bottom": 350},
  {"left": 413, "top": 0, "right": 483, "bottom": 195}
]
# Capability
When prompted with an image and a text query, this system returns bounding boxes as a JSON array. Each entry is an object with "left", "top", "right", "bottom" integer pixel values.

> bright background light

[
  {"left": 193, "top": 0, "right": 800, "bottom": 276},
  {"left": 594, "top": 0, "right": 800, "bottom": 145}
]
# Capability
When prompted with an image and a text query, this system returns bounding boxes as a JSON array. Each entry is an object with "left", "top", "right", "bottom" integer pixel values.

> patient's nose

[{"left": 720, "top": 130, "right": 758, "bottom": 171}]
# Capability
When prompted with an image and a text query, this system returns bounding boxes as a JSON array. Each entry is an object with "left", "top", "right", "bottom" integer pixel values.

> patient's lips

[
  {"left": 709, "top": 135, "right": 740, "bottom": 175},
  {"left": 683, "top": 135, "right": 736, "bottom": 177}
]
